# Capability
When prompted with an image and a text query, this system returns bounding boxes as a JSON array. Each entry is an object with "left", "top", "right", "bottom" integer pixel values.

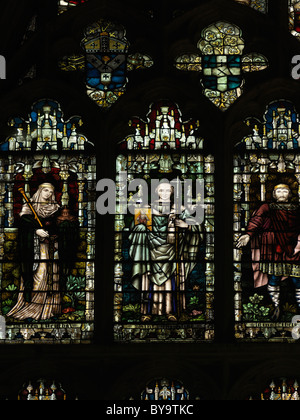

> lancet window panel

[
  {"left": 113, "top": 102, "right": 215, "bottom": 343},
  {"left": 234, "top": 100, "right": 300, "bottom": 342},
  {"left": 0, "top": 99, "right": 95, "bottom": 343}
]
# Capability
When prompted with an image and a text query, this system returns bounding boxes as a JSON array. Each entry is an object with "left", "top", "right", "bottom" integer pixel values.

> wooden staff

[
  {"left": 175, "top": 224, "right": 181, "bottom": 319},
  {"left": 175, "top": 177, "right": 181, "bottom": 319},
  {"left": 18, "top": 187, "right": 44, "bottom": 228}
]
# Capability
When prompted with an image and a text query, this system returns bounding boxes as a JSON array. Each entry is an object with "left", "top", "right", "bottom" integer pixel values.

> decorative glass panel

[
  {"left": 234, "top": 0, "right": 268, "bottom": 13},
  {"left": 18, "top": 379, "right": 69, "bottom": 400},
  {"left": 289, "top": 1, "right": 300, "bottom": 41},
  {"left": 249, "top": 378, "right": 300, "bottom": 400},
  {"left": 59, "top": 20, "right": 153, "bottom": 109},
  {"left": 113, "top": 101, "right": 215, "bottom": 342},
  {"left": 234, "top": 100, "right": 300, "bottom": 341},
  {"left": 0, "top": 99, "right": 95, "bottom": 343},
  {"left": 175, "top": 22, "right": 268, "bottom": 111},
  {"left": 141, "top": 378, "right": 189, "bottom": 401},
  {"left": 58, "top": 0, "right": 88, "bottom": 14}
]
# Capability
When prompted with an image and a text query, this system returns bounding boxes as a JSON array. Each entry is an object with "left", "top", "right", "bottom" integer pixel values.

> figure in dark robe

[
  {"left": 237, "top": 184, "right": 300, "bottom": 320},
  {"left": 7, "top": 183, "right": 78, "bottom": 321}
]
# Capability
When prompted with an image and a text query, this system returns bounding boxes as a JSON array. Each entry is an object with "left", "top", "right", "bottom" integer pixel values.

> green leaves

[
  {"left": 5, "top": 284, "right": 17, "bottom": 292},
  {"left": 66, "top": 275, "right": 86, "bottom": 301},
  {"left": 243, "top": 294, "right": 270, "bottom": 322}
]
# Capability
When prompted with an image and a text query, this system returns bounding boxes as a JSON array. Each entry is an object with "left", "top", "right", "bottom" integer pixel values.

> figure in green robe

[{"left": 129, "top": 182, "right": 202, "bottom": 322}]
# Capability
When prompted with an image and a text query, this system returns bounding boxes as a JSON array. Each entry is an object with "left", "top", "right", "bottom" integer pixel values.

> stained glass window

[
  {"left": 289, "top": 1, "right": 300, "bottom": 41},
  {"left": 249, "top": 378, "right": 300, "bottom": 400},
  {"left": 58, "top": 0, "right": 88, "bottom": 14},
  {"left": 18, "top": 379, "right": 69, "bottom": 400},
  {"left": 234, "top": 100, "right": 300, "bottom": 341},
  {"left": 0, "top": 99, "right": 95, "bottom": 343},
  {"left": 113, "top": 101, "right": 214, "bottom": 342},
  {"left": 175, "top": 21, "right": 268, "bottom": 111},
  {"left": 234, "top": 0, "right": 268, "bottom": 13},
  {"left": 59, "top": 20, "right": 153, "bottom": 109},
  {"left": 141, "top": 378, "right": 189, "bottom": 401}
]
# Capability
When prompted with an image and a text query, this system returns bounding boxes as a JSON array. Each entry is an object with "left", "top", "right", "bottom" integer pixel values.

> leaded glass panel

[
  {"left": 59, "top": 20, "right": 153, "bottom": 109},
  {"left": 249, "top": 378, "right": 300, "bottom": 400},
  {"left": 175, "top": 22, "right": 268, "bottom": 111},
  {"left": 18, "top": 379, "right": 68, "bottom": 400},
  {"left": 234, "top": 100, "right": 300, "bottom": 341},
  {"left": 141, "top": 378, "right": 189, "bottom": 401},
  {"left": 113, "top": 102, "right": 214, "bottom": 342},
  {"left": 0, "top": 100, "right": 95, "bottom": 343}
]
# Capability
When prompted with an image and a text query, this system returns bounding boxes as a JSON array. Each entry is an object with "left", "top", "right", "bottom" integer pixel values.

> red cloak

[{"left": 246, "top": 203, "right": 300, "bottom": 288}]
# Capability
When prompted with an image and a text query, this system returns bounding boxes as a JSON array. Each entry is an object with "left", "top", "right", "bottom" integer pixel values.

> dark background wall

[{"left": 0, "top": 0, "right": 299, "bottom": 400}]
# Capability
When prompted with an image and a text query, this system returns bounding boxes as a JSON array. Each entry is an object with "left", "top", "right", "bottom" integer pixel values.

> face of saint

[
  {"left": 273, "top": 187, "right": 290, "bottom": 203},
  {"left": 157, "top": 183, "right": 173, "bottom": 202},
  {"left": 40, "top": 187, "right": 53, "bottom": 202}
]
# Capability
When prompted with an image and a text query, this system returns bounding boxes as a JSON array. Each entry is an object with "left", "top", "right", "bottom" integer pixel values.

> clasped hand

[
  {"left": 36, "top": 229, "right": 49, "bottom": 238},
  {"left": 169, "top": 214, "right": 189, "bottom": 229}
]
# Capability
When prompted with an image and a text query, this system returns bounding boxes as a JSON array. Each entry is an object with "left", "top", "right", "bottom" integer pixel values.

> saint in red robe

[{"left": 246, "top": 203, "right": 300, "bottom": 287}]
